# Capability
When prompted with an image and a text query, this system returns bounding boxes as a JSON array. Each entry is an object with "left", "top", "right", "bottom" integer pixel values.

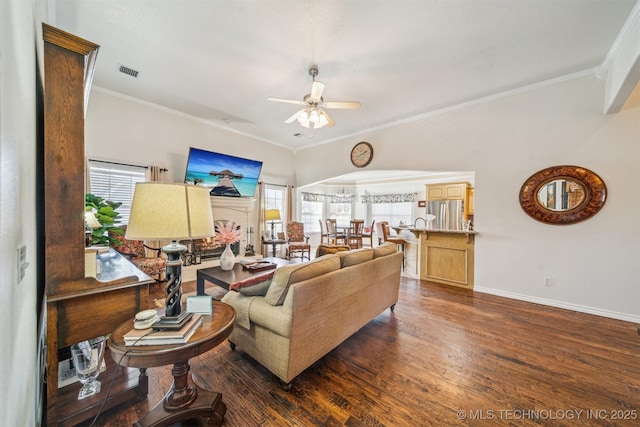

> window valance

[
  {"left": 361, "top": 193, "right": 417, "bottom": 204},
  {"left": 302, "top": 192, "right": 326, "bottom": 202},
  {"left": 302, "top": 191, "right": 355, "bottom": 204},
  {"left": 328, "top": 193, "right": 354, "bottom": 204}
]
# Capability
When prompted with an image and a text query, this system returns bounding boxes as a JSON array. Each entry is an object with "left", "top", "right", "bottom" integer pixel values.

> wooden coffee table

[
  {"left": 196, "top": 257, "right": 293, "bottom": 295},
  {"left": 108, "top": 302, "right": 235, "bottom": 426}
]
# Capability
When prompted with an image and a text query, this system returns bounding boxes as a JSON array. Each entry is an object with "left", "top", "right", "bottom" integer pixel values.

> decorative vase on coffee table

[{"left": 219, "top": 243, "right": 235, "bottom": 270}]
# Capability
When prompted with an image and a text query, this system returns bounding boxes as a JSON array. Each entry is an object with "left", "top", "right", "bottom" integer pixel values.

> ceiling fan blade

[
  {"left": 284, "top": 108, "right": 307, "bottom": 124},
  {"left": 324, "top": 101, "right": 361, "bottom": 109},
  {"left": 310, "top": 81, "right": 325, "bottom": 101},
  {"left": 268, "top": 97, "right": 306, "bottom": 106}
]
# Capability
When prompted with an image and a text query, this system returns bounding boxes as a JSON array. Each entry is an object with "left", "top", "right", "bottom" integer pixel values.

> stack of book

[{"left": 123, "top": 314, "right": 203, "bottom": 346}]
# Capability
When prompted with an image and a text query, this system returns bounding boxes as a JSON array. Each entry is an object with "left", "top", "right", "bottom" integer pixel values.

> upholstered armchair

[
  {"left": 109, "top": 225, "right": 167, "bottom": 280},
  {"left": 285, "top": 221, "right": 311, "bottom": 261}
]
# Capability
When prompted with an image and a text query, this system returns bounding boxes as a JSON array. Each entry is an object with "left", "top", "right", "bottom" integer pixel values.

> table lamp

[
  {"left": 265, "top": 209, "right": 281, "bottom": 240},
  {"left": 126, "top": 182, "right": 214, "bottom": 318}
]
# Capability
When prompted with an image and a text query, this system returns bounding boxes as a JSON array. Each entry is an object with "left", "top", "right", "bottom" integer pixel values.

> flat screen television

[{"left": 184, "top": 147, "right": 263, "bottom": 197}]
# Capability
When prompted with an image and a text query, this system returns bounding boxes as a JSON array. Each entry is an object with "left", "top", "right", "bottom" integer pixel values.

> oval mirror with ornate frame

[{"left": 519, "top": 165, "right": 607, "bottom": 225}]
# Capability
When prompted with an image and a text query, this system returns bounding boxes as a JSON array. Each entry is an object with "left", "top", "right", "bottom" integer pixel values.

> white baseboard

[{"left": 474, "top": 286, "right": 640, "bottom": 324}]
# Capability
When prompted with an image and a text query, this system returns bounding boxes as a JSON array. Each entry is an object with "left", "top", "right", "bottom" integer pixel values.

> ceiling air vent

[{"left": 118, "top": 65, "right": 139, "bottom": 78}]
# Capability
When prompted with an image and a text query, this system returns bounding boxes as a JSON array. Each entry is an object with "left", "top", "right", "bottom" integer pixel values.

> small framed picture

[
  {"left": 418, "top": 200, "right": 426, "bottom": 208},
  {"left": 277, "top": 232, "right": 286, "bottom": 240}
]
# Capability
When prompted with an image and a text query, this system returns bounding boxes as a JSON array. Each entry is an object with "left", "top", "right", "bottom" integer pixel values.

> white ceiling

[{"left": 54, "top": 0, "right": 638, "bottom": 151}]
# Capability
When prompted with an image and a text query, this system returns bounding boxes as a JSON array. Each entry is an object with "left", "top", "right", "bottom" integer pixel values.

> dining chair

[
  {"left": 325, "top": 219, "right": 346, "bottom": 245},
  {"left": 361, "top": 219, "right": 376, "bottom": 247},
  {"left": 318, "top": 219, "right": 328, "bottom": 244},
  {"left": 347, "top": 219, "right": 365, "bottom": 249}
]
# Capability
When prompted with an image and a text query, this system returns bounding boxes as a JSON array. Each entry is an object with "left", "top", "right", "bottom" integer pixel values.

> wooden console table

[
  {"left": 261, "top": 238, "right": 287, "bottom": 258},
  {"left": 108, "top": 302, "right": 235, "bottom": 426},
  {"left": 48, "top": 249, "right": 154, "bottom": 426}
]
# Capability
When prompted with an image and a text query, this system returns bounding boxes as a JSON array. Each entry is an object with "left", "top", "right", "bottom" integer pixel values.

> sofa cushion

[
  {"left": 373, "top": 242, "right": 397, "bottom": 258},
  {"left": 264, "top": 255, "right": 341, "bottom": 306},
  {"left": 337, "top": 248, "right": 374, "bottom": 267},
  {"left": 228, "top": 270, "right": 275, "bottom": 296},
  {"left": 220, "top": 291, "right": 255, "bottom": 329},
  {"left": 315, "top": 244, "right": 351, "bottom": 257}
]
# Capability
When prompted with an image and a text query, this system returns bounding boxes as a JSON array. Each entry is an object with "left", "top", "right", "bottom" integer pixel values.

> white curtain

[
  {"left": 286, "top": 185, "right": 293, "bottom": 222},
  {"left": 147, "top": 165, "right": 167, "bottom": 182},
  {"left": 257, "top": 182, "right": 265, "bottom": 250}
]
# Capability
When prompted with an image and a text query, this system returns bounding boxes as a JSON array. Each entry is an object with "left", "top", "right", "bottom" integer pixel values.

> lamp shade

[
  {"left": 84, "top": 211, "right": 102, "bottom": 229},
  {"left": 265, "top": 209, "right": 281, "bottom": 222},
  {"left": 126, "top": 182, "right": 214, "bottom": 240}
]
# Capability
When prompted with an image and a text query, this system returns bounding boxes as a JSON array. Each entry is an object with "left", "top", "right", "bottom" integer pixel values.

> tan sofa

[{"left": 220, "top": 242, "right": 403, "bottom": 389}]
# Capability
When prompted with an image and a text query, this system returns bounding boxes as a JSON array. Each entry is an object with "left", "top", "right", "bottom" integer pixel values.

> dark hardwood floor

[{"left": 93, "top": 277, "right": 639, "bottom": 426}]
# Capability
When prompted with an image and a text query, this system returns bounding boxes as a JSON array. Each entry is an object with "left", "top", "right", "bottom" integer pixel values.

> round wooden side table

[{"left": 108, "top": 302, "right": 235, "bottom": 427}]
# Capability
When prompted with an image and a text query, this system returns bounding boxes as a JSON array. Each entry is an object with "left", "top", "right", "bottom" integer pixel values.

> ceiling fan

[{"left": 268, "top": 67, "right": 361, "bottom": 129}]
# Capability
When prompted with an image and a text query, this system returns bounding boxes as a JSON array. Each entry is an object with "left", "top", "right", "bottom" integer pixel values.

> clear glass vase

[{"left": 219, "top": 243, "right": 235, "bottom": 270}]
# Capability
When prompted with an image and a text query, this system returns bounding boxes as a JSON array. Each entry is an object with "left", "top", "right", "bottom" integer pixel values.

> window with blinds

[
  {"left": 371, "top": 202, "right": 413, "bottom": 228},
  {"left": 264, "top": 184, "right": 285, "bottom": 235},
  {"left": 301, "top": 200, "right": 323, "bottom": 232},
  {"left": 88, "top": 160, "right": 147, "bottom": 224}
]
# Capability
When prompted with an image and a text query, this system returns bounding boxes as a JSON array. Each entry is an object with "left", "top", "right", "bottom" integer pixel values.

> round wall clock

[{"left": 350, "top": 141, "right": 374, "bottom": 168}]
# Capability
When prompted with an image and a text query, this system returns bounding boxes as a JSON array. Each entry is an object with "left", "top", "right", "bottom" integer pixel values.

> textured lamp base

[{"left": 163, "top": 241, "right": 187, "bottom": 317}]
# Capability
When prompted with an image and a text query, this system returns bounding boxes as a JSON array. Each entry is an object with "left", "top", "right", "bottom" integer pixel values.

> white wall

[
  {"left": 296, "top": 76, "right": 640, "bottom": 322},
  {"left": 0, "top": 1, "right": 43, "bottom": 424},
  {"left": 86, "top": 88, "right": 296, "bottom": 186}
]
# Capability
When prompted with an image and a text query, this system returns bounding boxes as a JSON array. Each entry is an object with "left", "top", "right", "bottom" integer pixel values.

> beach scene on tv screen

[{"left": 184, "top": 147, "right": 262, "bottom": 197}]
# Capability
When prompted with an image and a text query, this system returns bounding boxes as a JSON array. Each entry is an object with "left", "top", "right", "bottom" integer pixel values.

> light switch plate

[{"left": 18, "top": 245, "right": 28, "bottom": 284}]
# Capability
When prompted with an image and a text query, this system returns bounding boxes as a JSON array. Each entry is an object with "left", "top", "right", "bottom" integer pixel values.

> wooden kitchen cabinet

[
  {"left": 426, "top": 182, "right": 469, "bottom": 201},
  {"left": 419, "top": 231, "right": 475, "bottom": 289},
  {"left": 426, "top": 182, "right": 474, "bottom": 222},
  {"left": 465, "top": 187, "right": 475, "bottom": 216}
]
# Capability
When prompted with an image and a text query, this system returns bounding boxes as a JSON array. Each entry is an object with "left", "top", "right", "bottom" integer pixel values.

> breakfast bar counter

[{"left": 395, "top": 227, "right": 476, "bottom": 289}]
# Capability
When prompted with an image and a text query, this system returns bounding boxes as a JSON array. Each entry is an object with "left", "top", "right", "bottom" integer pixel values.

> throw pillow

[
  {"left": 315, "top": 244, "right": 351, "bottom": 257},
  {"left": 228, "top": 270, "right": 275, "bottom": 296}
]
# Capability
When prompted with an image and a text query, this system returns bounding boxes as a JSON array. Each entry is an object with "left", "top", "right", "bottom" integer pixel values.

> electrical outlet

[{"left": 543, "top": 277, "right": 554, "bottom": 287}]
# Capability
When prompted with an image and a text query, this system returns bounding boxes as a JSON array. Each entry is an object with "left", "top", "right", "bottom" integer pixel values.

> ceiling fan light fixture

[
  {"left": 309, "top": 109, "right": 320, "bottom": 124},
  {"left": 269, "top": 66, "right": 359, "bottom": 130},
  {"left": 318, "top": 111, "right": 329, "bottom": 127},
  {"left": 297, "top": 110, "right": 310, "bottom": 128}
]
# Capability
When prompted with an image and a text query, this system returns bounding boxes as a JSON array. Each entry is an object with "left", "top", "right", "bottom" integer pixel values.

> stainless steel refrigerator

[{"left": 426, "top": 199, "right": 464, "bottom": 230}]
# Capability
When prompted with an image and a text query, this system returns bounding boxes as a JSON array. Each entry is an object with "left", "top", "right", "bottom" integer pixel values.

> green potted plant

[{"left": 85, "top": 193, "right": 124, "bottom": 247}]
